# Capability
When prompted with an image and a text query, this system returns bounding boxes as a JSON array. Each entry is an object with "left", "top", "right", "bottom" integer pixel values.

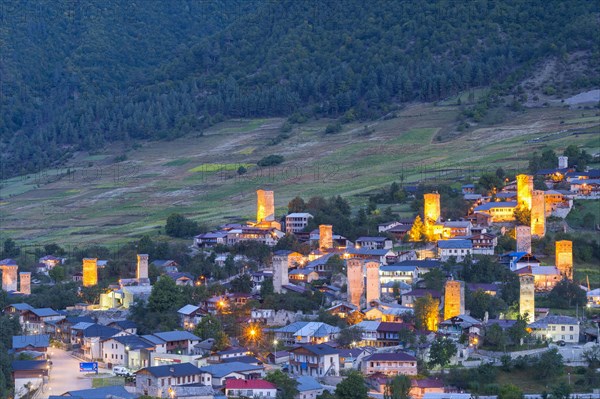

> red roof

[{"left": 226, "top": 379, "right": 276, "bottom": 390}]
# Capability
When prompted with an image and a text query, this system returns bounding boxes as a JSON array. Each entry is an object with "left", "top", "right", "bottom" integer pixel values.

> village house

[
  {"left": 473, "top": 201, "right": 517, "bottom": 222},
  {"left": 151, "top": 331, "right": 200, "bottom": 355},
  {"left": 437, "top": 239, "right": 472, "bottom": 262},
  {"left": 11, "top": 335, "right": 50, "bottom": 356},
  {"left": 355, "top": 236, "right": 393, "bottom": 250},
  {"left": 438, "top": 314, "right": 482, "bottom": 345},
  {"left": 177, "top": 304, "right": 206, "bottom": 330},
  {"left": 11, "top": 360, "right": 48, "bottom": 399},
  {"left": 515, "top": 265, "right": 562, "bottom": 291},
  {"left": 379, "top": 264, "right": 419, "bottom": 286},
  {"left": 101, "top": 334, "right": 157, "bottom": 370},
  {"left": 20, "top": 308, "right": 63, "bottom": 334},
  {"left": 288, "top": 344, "right": 340, "bottom": 377},
  {"left": 50, "top": 315, "right": 95, "bottom": 343},
  {"left": 285, "top": 212, "right": 314, "bottom": 234},
  {"left": 442, "top": 221, "right": 472, "bottom": 237},
  {"left": 198, "top": 362, "right": 265, "bottom": 387},
  {"left": 588, "top": 288, "right": 600, "bottom": 307},
  {"left": 107, "top": 320, "right": 138, "bottom": 335},
  {"left": 353, "top": 320, "right": 381, "bottom": 347},
  {"left": 295, "top": 375, "right": 324, "bottom": 399},
  {"left": 194, "top": 231, "right": 228, "bottom": 247},
  {"left": 467, "top": 232, "right": 497, "bottom": 255},
  {"left": 226, "top": 226, "right": 284, "bottom": 247},
  {"left": 345, "top": 248, "right": 396, "bottom": 265},
  {"left": 71, "top": 323, "right": 122, "bottom": 360},
  {"left": 362, "top": 352, "right": 417, "bottom": 376},
  {"left": 135, "top": 362, "right": 203, "bottom": 397},
  {"left": 363, "top": 301, "right": 412, "bottom": 323},
  {"left": 375, "top": 322, "right": 415, "bottom": 347},
  {"left": 151, "top": 260, "right": 180, "bottom": 274},
  {"left": 273, "top": 322, "right": 340, "bottom": 346},
  {"left": 528, "top": 315, "right": 580, "bottom": 343},
  {"left": 410, "top": 378, "right": 446, "bottom": 399},
  {"left": 225, "top": 379, "right": 277, "bottom": 398},
  {"left": 289, "top": 267, "right": 320, "bottom": 284},
  {"left": 499, "top": 252, "right": 541, "bottom": 272}
]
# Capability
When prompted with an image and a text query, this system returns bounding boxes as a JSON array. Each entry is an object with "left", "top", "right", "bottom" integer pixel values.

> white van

[{"left": 112, "top": 366, "right": 132, "bottom": 377}]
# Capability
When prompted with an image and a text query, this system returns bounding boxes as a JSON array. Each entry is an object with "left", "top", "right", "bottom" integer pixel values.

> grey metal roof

[
  {"left": 12, "top": 334, "right": 50, "bottom": 349},
  {"left": 198, "top": 361, "right": 263, "bottom": 378},
  {"left": 153, "top": 330, "right": 200, "bottom": 342},
  {"left": 139, "top": 362, "right": 201, "bottom": 378},
  {"left": 437, "top": 239, "right": 473, "bottom": 249}
]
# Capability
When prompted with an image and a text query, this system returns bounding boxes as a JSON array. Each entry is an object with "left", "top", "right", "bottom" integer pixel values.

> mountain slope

[{"left": 1, "top": 0, "right": 598, "bottom": 178}]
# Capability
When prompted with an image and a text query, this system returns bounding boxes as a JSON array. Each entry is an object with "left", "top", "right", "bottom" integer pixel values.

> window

[
  {"left": 570, "top": 335, "right": 574, "bottom": 340},
  {"left": 561, "top": 326, "right": 565, "bottom": 331},
  {"left": 569, "top": 326, "right": 574, "bottom": 331}
]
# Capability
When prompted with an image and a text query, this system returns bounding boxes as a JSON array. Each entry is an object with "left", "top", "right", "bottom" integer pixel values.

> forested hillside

[{"left": 1, "top": 0, "right": 598, "bottom": 178}]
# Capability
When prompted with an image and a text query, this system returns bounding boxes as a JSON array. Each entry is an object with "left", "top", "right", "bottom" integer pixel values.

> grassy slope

[{"left": 0, "top": 102, "right": 599, "bottom": 249}]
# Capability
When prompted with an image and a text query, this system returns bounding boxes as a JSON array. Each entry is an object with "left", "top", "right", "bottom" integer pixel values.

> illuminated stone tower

[
  {"left": 365, "top": 261, "right": 380, "bottom": 304},
  {"left": 347, "top": 258, "right": 364, "bottom": 308},
  {"left": 19, "top": 272, "right": 31, "bottom": 295},
  {"left": 0, "top": 262, "right": 18, "bottom": 292},
  {"left": 515, "top": 226, "right": 532, "bottom": 254},
  {"left": 272, "top": 254, "right": 289, "bottom": 294},
  {"left": 137, "top": 254, "right": 149, "bottom": 280},
  {"left": 555, "top": 240, "right": 573, "bottom": 280},
  {"left": 558, "top": 156, "right": 568, "bottom": 169},
  {"left": 519, "top": 274, "right": 535, "bottom": 323},
  {"left": 82, "top": 258, "right": 98, "bottom": 287},
  {"left": 517, "top": 174, "right": 533, "bottom": 210},
  {"left": 424, "top": 193, "right": 441, "bottom": 223},
  {"left": 256, "top": 189, "right": 275, "bottom": 223},
  {"left": 319, "top": 224, "right": 333, "bottom": 251},
  {"left": 443, "top": 280, "right": 465, "bottom": 321},
  {"left": 531, "top": 190, "right": 546, "bottom": 238}
]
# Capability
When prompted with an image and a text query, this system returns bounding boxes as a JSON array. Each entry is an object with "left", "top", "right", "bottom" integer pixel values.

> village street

[{"left": 42, "top": 348, "right": 93, "bottom": 397}]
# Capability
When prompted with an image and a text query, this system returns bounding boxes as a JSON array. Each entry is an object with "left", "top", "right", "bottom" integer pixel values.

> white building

[
  {"left": 528, "top": 315, "right": 580, "bottom": 343},
  {"left": 437, "top": 240, "right": 472, "bottom": 262},
  {"left": 285, "top": 213, "right": 314, "bottom": 234},
  {"left": 225, "top": 379, "right": 277, "bottom": 398}
]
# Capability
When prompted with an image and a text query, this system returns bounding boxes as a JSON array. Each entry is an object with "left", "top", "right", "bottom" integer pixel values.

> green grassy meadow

[{"left": 1, "top": 102, "right": 599, "bottom": 247}]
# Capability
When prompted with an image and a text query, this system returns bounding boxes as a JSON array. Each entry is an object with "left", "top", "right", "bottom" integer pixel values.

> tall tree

[
  {"left": 414, "top": 294, "right": 439, "bottom": 331},
  {"left": 383, "top": 374, "right": 411, "bottom": 399},
  {"left": 335, "top": 370, "right": 369, "bottom": 399},
  {"left": 265, "top": 370, "right": 299, "bottom": 399},
  {"left": 428, "top": 336, "right": 457, "bottom": 369}
]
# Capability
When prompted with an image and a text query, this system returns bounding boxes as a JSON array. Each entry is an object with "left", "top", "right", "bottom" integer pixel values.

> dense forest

[{"left": 1, "top": 0, "right": 598, "bottom": 177}]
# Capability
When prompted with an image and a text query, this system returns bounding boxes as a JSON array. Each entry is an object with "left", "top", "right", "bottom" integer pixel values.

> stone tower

[
  {"left": 424, "top": 193, "right": 441, "bottom": 223},
  {"left": 346, "top": 258, "right": 364, "bottom": 308},
  {"left": 0, "top": 260, "right": 18, "bottom": 292},
  {"left": 519, "top": 274, "right": 535, "bottom": 323},
  {"left": 558, "top": 156, "right": 568, "bottom": 169},
  {"left": 365, "top": 261, "right": 380, "bottom": 304},
  {"left": 443, "top": 280, "right": 465, "bottom": 321},
  {"left": 82, "top": 258, "right": 98, "bottom": 287},
  {"left": 555, "top": 240, "right": 573, "bottom": 280},
  {"left": 516, "top": 174, "right": 533, "bottom": 210},
  {"left": 19, "top": 272, "right": 31, "bottom": 295},
  {"left": 515, "top": 226, "right": 532, "bottom": 254},
  {"left": 256, "top": 189, "right": 275, "bottom": 223},
  {"left": 531, "top": 190, "right": 546, "bottom": 238},
  {"left": 137, "top": 254, "right": 149, "bottom": 280},
  {"left": 272, "top": 254, "right": 289, "bottom": 294},
  {"left": 319, "top": 224, "right": 333, "bottom": 251}
]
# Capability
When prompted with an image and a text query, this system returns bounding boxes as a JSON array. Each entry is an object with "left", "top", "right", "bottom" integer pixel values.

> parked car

[
  {"left": 556, "top": 340, "right": 566, "bottom": 346},
  {"left": 113, "top": 366, "right": 133, "bottom": 377}
]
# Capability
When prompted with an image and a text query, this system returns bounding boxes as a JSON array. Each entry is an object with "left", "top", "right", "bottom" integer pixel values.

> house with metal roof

[
  {"left": 345, "top": 247, "right": 396, "bottom": 265},
  {"left": 437, "top": 239, "right": 472, "bottom": 261},
  {"left": 101, "top": 334, "right": 156, "bottom": 370},
  {"left": 380, "top": 264, "right": 419, "bottom": 285},
  {"left": 515, "top": 265, "right": 562, "bottom": 291},
  {"left": 226, "top": 379, "right": 277, "bottom": 398},
  {"left": 274, "top": 321, "right": 340, "bottom": 346},
  {"left": 198, "top": 361, "right": 265, "bottom": 387},
  {"left": 362, "top": 352, "right": 417, "bottom": 376},
  {"left": 12, "top": 360, "right": 48, "bottom": 398},
  {"left": 12, "top": 334, "right": 50, "bottom": 354},
  {"left": 136, "top": 362, "right": 203, "bottom": 396},
  {"left": 528, "top": 315, "right": 580, "bottom": 343},
  {"left": 57, "top": 386, "right": 138, "bottom": 399},
  {"left": 355, "top": 236, "right": 393, "bottom": 250},
  {"left": 296, "top": 375, "right": 324, "bottom": 398},
  {"left": 288, "top": 344, "right": 340, "bottom": 377},
  {"left": 473, "top": 201, "right": 517, "bottom": 222},
  {"left": 151, "top": 331, "right": 200, "bottom": 355}
]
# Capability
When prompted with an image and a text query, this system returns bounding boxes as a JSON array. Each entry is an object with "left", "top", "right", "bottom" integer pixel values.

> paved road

[{"left": 42, "top": 348, "right": 92, "bottom": 397}]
